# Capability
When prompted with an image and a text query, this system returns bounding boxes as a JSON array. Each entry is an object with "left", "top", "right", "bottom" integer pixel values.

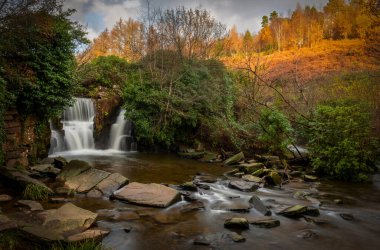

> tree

[
  {"left": 261, "top": 15, "right": 269, "bottom": 27},
  {"left": 0, "top": 0, "right": 88, "bottom": 119}
]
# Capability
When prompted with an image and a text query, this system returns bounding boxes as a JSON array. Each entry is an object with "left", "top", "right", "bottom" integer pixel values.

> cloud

[{"left": 64, "top": 0, "right": 328, "bottom": 40}]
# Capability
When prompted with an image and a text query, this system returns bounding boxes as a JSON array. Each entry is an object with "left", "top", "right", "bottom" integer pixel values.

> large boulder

[
  {"left": 249, "top": 195, "right": 271, "bottom": 216},
  {"left": 17, "top": 200, "right": 44, "bottom": 211},
  {"left": 65, "top": 168, "right": 110, "bottom": 193},
  {"left": 224, "top": 152, "right": 244, "bottom": 166},
  {"left": 57, "top": 160, "right": 91, "bottom": 181},
  {"left": 31, "top": 164, "right": 61, "bottom": 176},
  {"left": 228, "top": 180, "right": 259, "bottom": 192},
  {"left": 113, "top": 182, "right": 181, "bottom": 208},
  {"left": 94, "top": 173, "right": 129, "bottom": 196}
]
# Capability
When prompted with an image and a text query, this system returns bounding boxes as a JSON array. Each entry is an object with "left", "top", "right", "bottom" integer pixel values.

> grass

[
  {"left": 23, "top": 183, "right": 51, "bottom": 201},
  {"left": 51, "top": 239, "right": 107, "bottom": 250}
]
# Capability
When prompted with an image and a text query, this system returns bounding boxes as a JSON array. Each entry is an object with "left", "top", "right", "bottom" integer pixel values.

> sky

[{"left": 64, "top": 0, "right": 328, "bottom": 41}]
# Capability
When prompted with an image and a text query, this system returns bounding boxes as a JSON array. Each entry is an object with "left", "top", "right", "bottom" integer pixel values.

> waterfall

[
  {"left": 49, "top": 98, "right": 95, "bottom": 154},
  {"left": 108, "top": 109, "right": 137, "bottom": 151}
]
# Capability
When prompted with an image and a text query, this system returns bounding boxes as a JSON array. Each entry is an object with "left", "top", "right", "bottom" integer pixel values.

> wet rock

[
  {"left": 249, "top": 217, "right": 280, "bottom": 228},
  {"left": 289, "top": 171, "right": 302, "bottom": 177},
  {"left": 305, "top": 196, "right": 321, "bottom": 206},
  {"left": 228, "top": 180, "right": 259, "bottom": 192},
  {"left": 39, "top": 157, "right": 54, "bottom": 165},
  {"left": 123, "top": 226, "right": 133, "bottom": 233},
  {"left": 334, "top": 199, "right": 343, "bottom": 204},
  {"left": 230, "top": 232, "right": 245, "bottom": 242},
  {"left": 242, "top": 175, "right": 262, "bottom": 183},
  {"left": 233, "top": 172, "right": 245, "bottom": 178},
  {"left": 224, "top": 169, "right": 239, "bottom": 176},
  {"left": 0, "top": 194, "right": 12, "bottom": 202},
  {"left": 193, "top": 236, "right": 211, "bottom": 246},
  {"left": 340, "top": 213, "right": 354, "bottom": 221},
  {"left": 252, "top": 168, "right": 271, "bottom": 177},
  {"left": 113, "top": 182, "right": 181, "bottom": 208},
  {"left": 196, "top": 183, "right": 210, "bottom": 190},
  {"left": 179, "top": 181, "right": 198, "bottom": 191},
  {"left": 224, "top": 217, "right": 249, "bottom": 230},
  {"left": 305, "top": 207, "right": 320, "bottom": 217},
  {"left": 31, "top": 164, "right": 60, "bottom": 176},
  {"left": 117, "top": 211, "right": 140, "bottom": 221},
  {"left": 249, "top": 195, "right": 271, "bottom": 216},
  {"left": 297, "top": 229, "right": 317, "bottom": 239},
  {"left": 53, "top": 157, "right": 67, "bottom": 169},
  {"left": 278, "top": 205, "right": 308, "bottom": 217},
  {"left": 303, "top": 216, "right": 328, "bottom": 225},
  {"left": 86, "top": 189, "right": 103, "bottom": 198},
  {"left": 224, "top": 152, "right": 244, "bottom": 166},
  {"left": 41, "top": 203, "right": 97, "bottom": 236},
  {"left": 239, "top": 162, "right": 264, "bottom": 174},
  {"left": 57, "top": 160, "right": 91, "bottom": 181},
  {"left": 194, "top": 174, "right": 218, "bottom": 183},
  {"left": 65, "top": 168, "right": 110, "bottom": 193},
  {"left": 265, "top": 171, "right": 281, "bottom": 186},
  {"left": 17, "top": 200, "right": 44, "bottom": 211},
  {"left": 304, "top": 175, "right": 318, "bottom": 182},
  {"left": 94, "top": 173, "right": 128, "bottom": 197},
  {"left": 180, "top": 191, "right": 198, "bottom": 202},
  {"left": 67, "top": 229, "right": 110, "bottom": 242},
  {"left": 54, "top": 187, "right": 75, "bottom": 196},
  {"left": 49, "top": 197, "right": 71, "bottom": 204},
  {"left": 180, "top": 201, "right": 205, "bottom": 213}
]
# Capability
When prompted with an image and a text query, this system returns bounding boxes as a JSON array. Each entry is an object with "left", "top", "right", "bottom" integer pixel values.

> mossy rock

[{"left": 223, "top": 152, "right": 244, "bottom": 166}]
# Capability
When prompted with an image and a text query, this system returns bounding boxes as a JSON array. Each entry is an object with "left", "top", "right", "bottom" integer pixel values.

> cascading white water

[
  {"left": 49, "top": 98, "right": 95, "bottom": 154},
  {"left": 108, "top": 109, "right": 137, "bottom": 151}
]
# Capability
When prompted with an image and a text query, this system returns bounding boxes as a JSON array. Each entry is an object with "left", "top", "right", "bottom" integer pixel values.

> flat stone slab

[
  {"left": 57, "top": 160, "right": 91, "bottom": 181},
  {"left": 42, "top": 203, "right": 97, "bottom": 235},
  {"left": 242, "top": 175, "right": 262, "bottom": 183},
  {"left": 67, "top": 229, "right": 110, "bottom": 242},
  {"left": 95, "top": 173, "right": 129, "bottom": 196},
  {"left": 17, "top": 200, "right": 44, "bottom": 211},
  {"left": 31, "top": 164, "right": 61, "bottom": 176},
  {"left": 65, "top": 168, "right": 110, "bottom": 193},
  {"left": 249, "top": 217, "right": 280, "bottom": 228},
  {"left": 228, "top": 180, "right": 259, "bottom": 192},
  {"left": 113, "top": 182, "right": 181, "bottom": 208}
]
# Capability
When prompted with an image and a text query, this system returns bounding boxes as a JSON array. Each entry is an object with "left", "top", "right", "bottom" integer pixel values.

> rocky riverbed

[{"left": 0, "top": 152, "right": 379, "bottom": 250}]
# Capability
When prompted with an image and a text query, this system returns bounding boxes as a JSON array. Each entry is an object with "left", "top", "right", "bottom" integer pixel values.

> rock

[
  {"left": 242, "top": 175, "right": 262, "bottom": 183},
  {"left": 289, "top": 171, "right": 302, "bottom": 177},
  {"left": 265, "top": 171, "right": 282, "bottom": 186},
  {"left": 179, "top": 181, "right": 198, "bottom": 191},
  {"left": 304, "top": 175, "right": 318, "bottom": 182},
  {"left": 249, "top": 195, "right": 271, "bottom": 216},
  {"left": 340, "top": 213, "right": 354, "bottom": 221},
  {"left": 193, "top": 236, "right": 211, "bottom": 246},
  {"left": 239, "top": 162, "right": 264, "bottom": 174},
  {"left": 39, "top": 157, "right": 54, "bottom": 165},
  {"left": 31, "top": 164, "right": 60, "bottom": 176},
  {"left": 200, "top": 152, "right": 219, "bottom": 162},
  {"left": 41, "top": 203, "right": 97, "bottom": 236},
  {"left": 17, "top": 200, "right": 44, "bottom": 211},
  {"left": 224, "top": 217, "right": 249, "bottom": 230},
  {"left": 0, "top": 194, "right": 12, "bottom": 202},
  {"left": 0, "top": 167, "right": 53, "bottom": 193},
  {"left": 224, "top": 152, "right": 244, "bottom": 166},
  {"left": 230, "top": 232, "right": 245, "bottom": 242},
  {"left": 252, "top": 168, "right": 271, "bottom": 177},
  {"left": 228, "top": 180, "right": 259, "bottom": 192},
  {"left": 249, "top": 217, "right": 280, "bottom": 228},
  {"left": 224, "top": 169, "right": 239, "bottom": 176},
  {"left": 334, "top": 199, "right": 343, "bottom": 204},
  {"left": 180, "top": 191, "right": 198, "bottom": 202},
  {"left": 297, "top": 229, "right": 317, "bottom": 239},
  {"left": 117, "top": 211, "right": 140, "bottom": 221},
  {"left": 180, "top": 201, "right": 205, "bottom": 213},
  {"left": 194, "top": 174, "right": 218, "bottom": 183},
  {"left": 303, "top": 216, "right": 328, "bottom": 225},
  {"left": 0, "top": 214, "right": 17, "bottom": 232},
  {"left": 305, "top": 196, "right": 321, "bottom": 206},
  {"left": 304, "top": 206, "right": 320, "bottom": 217},
  {"left": 65, "top": 168, "right": 110, "bottom": 193},
  {"left": 49, "top": 198, "right": 71, "bottom": 203},
  {"left": 53, "top": 157, "right": 67, "bottom": 169},
  {"left": 86, "top": 189, "right": 103, "bottom": 198},
  {"left": 196, "top": 183, "right": 210, "bottom": 190},
  {"left": 67, "top": 229, "right": 110, "bottom": 242},
  {"left": 178, "top": 151, "right": 206, "bottom": 159},
  {"left": 278, "top": 205, "right": 308, "bottom": 217},
  {"left": 233, "top": 172, "right": 245, "bottom": 178},
  {"left": 94, "top": 173, "right": 129, "bottom": 196},
  {"left": 113, "top": 182, "right": 181, "bottom": 208},
  {"left": 57, "top": 160, "right": 91, "bottom": 181},
  {"left": 211, "top": 200, "right": 251, "bottom": 213},
  {"left": 123, "top": 226, "right": 133, "bottom": 233},
  {"left": 55, "top": 187, "right": 74, "bottom": 195}
]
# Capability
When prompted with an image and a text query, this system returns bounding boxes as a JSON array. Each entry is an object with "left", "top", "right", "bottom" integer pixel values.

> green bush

[
  {"left": 308, "top": 100, "right": 377, "bottom": 182},
  {"left": 23, "top": 183, "right": 51, "bottom": 201},
  {"left": 256, "top": 108, "right": 294, "bottom": 156}
]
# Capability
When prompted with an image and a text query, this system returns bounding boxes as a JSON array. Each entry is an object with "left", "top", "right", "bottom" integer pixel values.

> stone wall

[{"left": 2, "top": 110, "right": 49, "bottom": 168}]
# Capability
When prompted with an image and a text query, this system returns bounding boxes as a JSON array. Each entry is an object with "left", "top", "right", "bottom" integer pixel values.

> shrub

[
  {"left": 308, "top": 100, "right": 377, "bottom": 182},
  {"left": 23, "top": 184, "right": 51, "bottom": 201},
  {"left": 256, "top": 108, "right": 294, "bottom": 156},
  {"left": 51, "top": 239, "right": 106, "bottom": 250}
]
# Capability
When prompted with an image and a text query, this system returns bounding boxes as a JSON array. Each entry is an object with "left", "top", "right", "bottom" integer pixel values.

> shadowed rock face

[{"left": 113, "top": 182, "right": 181, "bottom": 208}]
